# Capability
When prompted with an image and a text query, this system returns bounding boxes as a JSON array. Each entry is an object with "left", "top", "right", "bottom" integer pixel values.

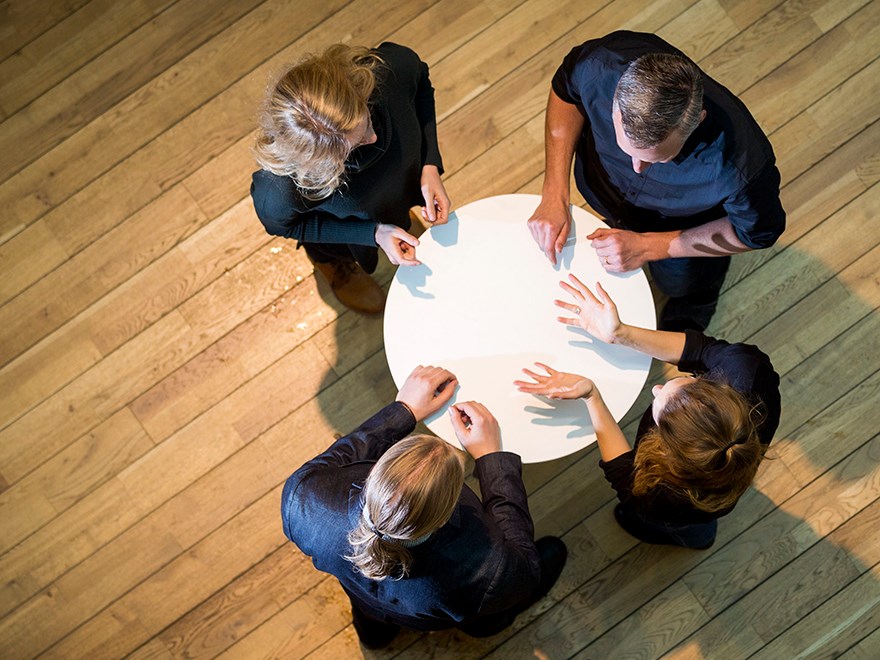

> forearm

[
  {"left": 541, "top": 90, "right": 583, "bottom": 202},
  {"left": 629, "top": 218, "right": 751, "bottom": 264},
  {"left": 415, "top": 62, "right": 443, "bottom": 170},
  {"left": 612, "top": 324, "right": 686, "bottom": 365},
  {"left": 294, "top": 213, "right": 379, "bottom": 247},
  {"left": 584, "top": 392, "right": 631, "bottom": 462}
]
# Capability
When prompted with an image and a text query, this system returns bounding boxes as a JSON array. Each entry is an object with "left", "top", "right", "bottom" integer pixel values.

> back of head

[
  {"left": 614, "top": 52, "right": 703, "bottom": 148},
  {"left": 346, "top": 435, "right": 465, "bottom": 581},
  {"left": 633, "top": 378, "right": 765, "bottom": 512},
  {"left": 254, "top": 44, "right": 381, "bottom": 199}
]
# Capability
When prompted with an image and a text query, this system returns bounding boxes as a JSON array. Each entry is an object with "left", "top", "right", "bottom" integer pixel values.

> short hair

[
  {"left": 254, "top": 44, "right": 382, "bottom": 200},
  {"left": 632, "top": 378, "right": 766, "bottom": 513},
  {"left": 345, "top": 435, "right": 465, "bottom": 581},
  {"left": 613, "top": 52, "right": 703, "bottom": 148}
]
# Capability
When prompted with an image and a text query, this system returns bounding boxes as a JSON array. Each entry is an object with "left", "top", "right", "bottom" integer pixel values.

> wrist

[
  {"left": 396, "top": 399, "right": 418, "bottom": 422},
  {"left": 648, "top": 231, "right": 678, "bottom": 260}
]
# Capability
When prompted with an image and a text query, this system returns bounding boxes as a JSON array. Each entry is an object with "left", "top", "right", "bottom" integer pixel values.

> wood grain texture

[{"left": 1, "top": 0, "right": 878, "bottom": 657}]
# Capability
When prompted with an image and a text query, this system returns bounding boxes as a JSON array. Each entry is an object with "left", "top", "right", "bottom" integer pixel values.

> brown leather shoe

[{"left": 312, "top": 259, "right": 385, "bottom": 314}]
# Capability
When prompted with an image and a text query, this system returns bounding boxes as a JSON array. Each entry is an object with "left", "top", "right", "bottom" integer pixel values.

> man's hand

[
  {"left": 587, "top": 228, "right": 667, "bottom": 272},
  {"left": 514, "top": 362, "right": 595, "bottom": 400},
  {"left": 376, "top": 224, "right": 421, "bottom": 266},
  {"left": 448, "top": 401, "right": 501, "bottom": 459},
  {"left": 527, "top": 198, "right": 572, "bottom": 265},
  {"left": 396, "top": 365, "right": 457, "bottom": 421},
  {"left": 419, "top": 165, "right": 451, "bottom": 225},
  {"left": 555, "top": 274, "right": 622, "bottom": 344}
]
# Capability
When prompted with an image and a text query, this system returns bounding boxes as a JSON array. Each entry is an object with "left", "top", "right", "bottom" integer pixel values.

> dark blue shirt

[{"left": 552, "top": 31, "right": 785, "bottom": 248}]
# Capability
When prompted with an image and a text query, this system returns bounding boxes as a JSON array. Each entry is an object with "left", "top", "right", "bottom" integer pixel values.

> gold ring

[{"left": 604, "top": 257, "right": 610, "bottom": 265}]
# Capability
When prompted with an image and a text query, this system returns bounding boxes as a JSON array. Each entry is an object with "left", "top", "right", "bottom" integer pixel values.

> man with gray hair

[{"left": 528, "top": 31, "right": 785, "bottom": 331}]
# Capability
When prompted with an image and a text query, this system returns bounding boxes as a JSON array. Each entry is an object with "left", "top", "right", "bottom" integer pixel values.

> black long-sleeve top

[
  {"left": 281, "top": 402, "right": 541, "bottom": 631},
  {"left": 250, "top": 42, "right": 444, "bottom": 273},
  {"left": 600, "top": 331, "right": 781, "bottom": 524}
]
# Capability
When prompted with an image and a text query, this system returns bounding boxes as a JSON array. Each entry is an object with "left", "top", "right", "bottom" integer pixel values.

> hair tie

[
  {"left": 723, "top": 439, "right": 743, "bottom": 451},
  {"left": 363, "top": 508, "right": 390, "bottom": 541}
]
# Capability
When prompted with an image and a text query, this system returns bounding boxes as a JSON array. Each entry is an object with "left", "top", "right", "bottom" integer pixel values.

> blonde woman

[
  {"left": 251, "top": 43, "right": 450, "bottom": 313},
  {"left": 516, "top": 274, "right": 781, "bottom": 549},
  {"left": 282, "top": 365, "right": 566, "bottom": 649}
]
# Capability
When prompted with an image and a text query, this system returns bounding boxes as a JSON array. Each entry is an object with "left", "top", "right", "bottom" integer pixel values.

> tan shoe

[{"left": 312, "top": 259, "right": 385, "bottom": 314}]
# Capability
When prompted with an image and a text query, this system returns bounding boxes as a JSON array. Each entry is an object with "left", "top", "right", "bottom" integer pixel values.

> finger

[
  {"left": 559, "top": 281, "right": 585, "bottom": 301},
  {"left": 533, "top": 362, "right": 556, "bottom": 375},
  {"left": 434, "top": 378, "right": 457, "bottom": 406},
  {"left": 422, "top": 194, "right": 436, "bottom": 222},
  {"left": 595, "top": 281, "right": 616, "bottom": 307},
  {"left": 520, "top": 367, "right": 545, "bottom": 381},
  {"left": 568, "top": 274, "right": 600, "bottom": 305},
  {"left": 586, "top": 228, "right": 609, "bottom": 240},
  {"left": 553, "top": 299, "right": 581, "bottom": 315},
  {"left": 448, "top": 406, "right": 467, "bottom": 435},
  {"left": 557, "top": 316, "right": 580, "bottom": 326},
  {"left": 554, "top": 219, "right": 570, "bottom": 256}
]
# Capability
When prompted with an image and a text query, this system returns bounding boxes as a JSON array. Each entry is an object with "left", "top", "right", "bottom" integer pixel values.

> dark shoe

[
  {"left": 518, "top": 536, "right": 567, "bottom": 611},
  {"left": 311, "top": 258, "right": 385, "bottom": 314},
  {"left": 350, "top": 604, "right": 401, "bottom": 650}
]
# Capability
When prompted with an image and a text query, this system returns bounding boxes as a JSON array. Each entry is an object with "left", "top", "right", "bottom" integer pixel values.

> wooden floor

[{"left": 0, "top": 0, "right": 878, "bottom": 657}]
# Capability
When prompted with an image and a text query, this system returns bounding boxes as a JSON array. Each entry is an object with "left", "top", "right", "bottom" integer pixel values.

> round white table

[{"left": 384, "top": 194, "right": 656, "bottom": 463}]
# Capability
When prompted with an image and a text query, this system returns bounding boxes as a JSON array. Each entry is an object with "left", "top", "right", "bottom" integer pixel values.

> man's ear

[{"left": 699, "top": 109, "right": 707, "bottom": 123}]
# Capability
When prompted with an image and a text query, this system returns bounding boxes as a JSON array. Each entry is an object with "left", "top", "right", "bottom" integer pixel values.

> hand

[
  {"left": 376, "top": 224, "right": 420, "bottom": 266},
  {"left": 587, "top": 227, "right": 659, "bottom": 272},
  {"left": 527, "top": 198, "right": 572, "bottom": 265},
  {"left": 447, "top": 401, "right": 501, "bottom": 459},
  {"left": 419, "top": 165, "right": 451, "bottom": 225},
  {"left": 555, "top": 274, "right": 622, "bottom": 344},
  {"left": 514, "top": 363, "right": 595, "bottom": 400},
  {"left": 396, "top": 365, "right": 458, "bottom": 421}
]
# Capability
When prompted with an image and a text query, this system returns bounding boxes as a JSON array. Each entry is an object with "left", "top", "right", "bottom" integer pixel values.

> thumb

[
  {"left": 554, "top": 221, "right": 570, "bottom": 255},
  {"left": 396, "top": 229, "right": 420, "bottom": 247},
  {"left": 448, "top": 405, "right": 467, "bottom": 437}
]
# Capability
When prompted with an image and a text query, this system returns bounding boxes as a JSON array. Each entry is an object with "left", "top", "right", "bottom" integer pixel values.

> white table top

[{"left": 384, "top": 194, "right": 656, "bottom": 463}]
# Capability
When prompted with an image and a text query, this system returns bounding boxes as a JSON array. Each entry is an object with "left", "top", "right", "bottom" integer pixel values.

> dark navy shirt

[{"left": 552, "top": 31, "right": 785, "bottom": 248}]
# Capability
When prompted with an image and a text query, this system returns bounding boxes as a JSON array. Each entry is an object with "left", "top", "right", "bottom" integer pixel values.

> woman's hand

[
  {"left": 420, "top": 165, "right": 451, "bottom": 225},
  {"left": 448, "top": 401, "right": 501, "bottom": 459},
  {"left": 514, "top": 362, "right": 595, "bottom": 400},
  {"left": 555, "top": 274, "right": 622, "bottom": 344},
  {"left": 396, "top": 365, "right": 458, "bottom": 421},
  {"left": 376, "top": 224, "right": 420, "bottom": 266}
]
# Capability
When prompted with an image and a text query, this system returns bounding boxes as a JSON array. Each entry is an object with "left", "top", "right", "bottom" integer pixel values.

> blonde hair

[
  {"left": 254, "top": 44, "right": 382, "bottom": 200},
  {"left": 632, "top": 378, "right": 765, "bottom": 513},
  {"left": 614, "top": 52, "right": 703, "bottom": 148},
  {"left": 346, "top": 435, "right": 464, "bottom": 581}
]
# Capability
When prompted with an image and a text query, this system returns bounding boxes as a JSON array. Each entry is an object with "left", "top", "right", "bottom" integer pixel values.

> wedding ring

[
  {"left": 604, "top": 257, "right": 610, "bottom": 265},
  {"left": 574, "top": 306, "right": 581, "bottom": 315}
]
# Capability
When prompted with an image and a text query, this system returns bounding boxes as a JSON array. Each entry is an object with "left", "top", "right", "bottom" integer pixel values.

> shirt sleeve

[
  {"left": 414, "top": 56, "right": 444, "bottom": 173},
  {"left": 724, "top": 161, "right": 786, "bottom": 249},
  {"left": 471, "top": 451, "right": 541, "bottom": 614},
  {"left": 678, "top": 330, "right": 782, "bottom": 445},
  {"left": 599, "top": 450, "right": 637, "bottom": 503},
  {"left": 551, "top": 43, "right": 591, "bottom": 108},
  {"left": 250, "top": 170, "right": 379, "bottom": 246}
]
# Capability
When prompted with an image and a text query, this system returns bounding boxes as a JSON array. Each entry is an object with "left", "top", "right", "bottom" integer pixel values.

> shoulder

[
  {"left": 375, "top": 41, "right": 424, "bottom": 76},
  {"left": 250, "top": 169, "right": 310, "bottom": 218}
]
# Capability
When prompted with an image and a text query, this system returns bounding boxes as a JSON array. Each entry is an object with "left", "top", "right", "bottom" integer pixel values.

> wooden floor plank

[
  {"left": 0, "top": 0, "right": 92, "bottom": 60},
  {"left": 1, "top": 1, "right": 878, "bottom": 657},
  {"left": 0, "top": 0, "right": 177, "bottom": 116}
]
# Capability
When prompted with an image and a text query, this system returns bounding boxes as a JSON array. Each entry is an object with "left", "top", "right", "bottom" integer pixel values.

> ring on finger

[
  {"left": 573, "top": 306, "right": 581, "bottom": 315},
  {"left": 604, "top": 257, "right": 610, "bottom": 265}
]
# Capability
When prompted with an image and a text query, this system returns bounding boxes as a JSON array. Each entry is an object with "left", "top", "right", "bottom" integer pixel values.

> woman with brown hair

[
  {"left": 515, "top": 274, "right": 781, "bottom": 549},
  {"left": 251, "top": 43, "right": 450, "bottom": 313}
]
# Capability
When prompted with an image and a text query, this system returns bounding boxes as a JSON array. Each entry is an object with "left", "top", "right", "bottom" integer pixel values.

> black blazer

[{"left": 281, "top": 402, "right": 541, "bottom": 631}]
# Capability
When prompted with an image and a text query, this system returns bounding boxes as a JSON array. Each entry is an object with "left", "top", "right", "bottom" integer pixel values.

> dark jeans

[
  {"left": 649, "top": 255, "right": 731, "bottom": 331},
  {"left": 615, "top": 503, "right": 717, "bottom": 549}
]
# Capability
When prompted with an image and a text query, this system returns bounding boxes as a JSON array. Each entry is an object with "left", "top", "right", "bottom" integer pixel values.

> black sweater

[
  {"left": 600, "top": 330, "right": 781, "bottom": 525},
  {"left": 250, "top": 42, "right": 443, "bottom": 272}
]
